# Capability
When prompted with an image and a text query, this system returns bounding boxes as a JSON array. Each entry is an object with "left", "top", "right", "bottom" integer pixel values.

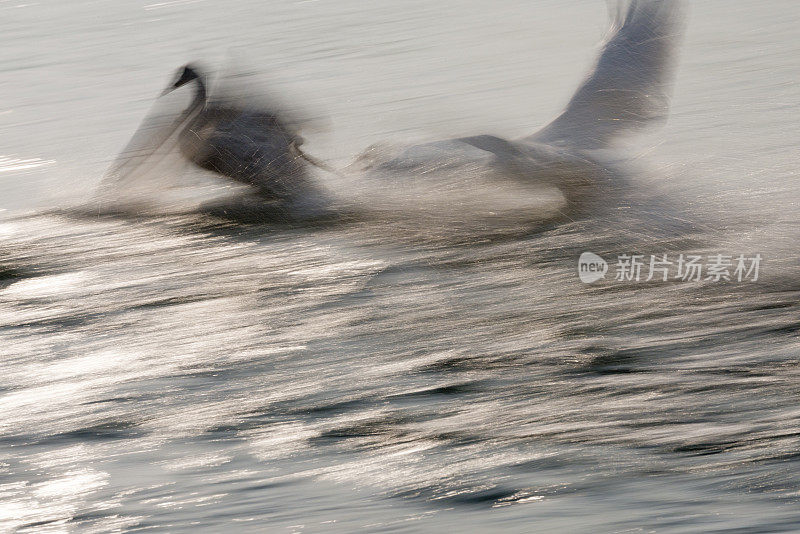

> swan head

[{"left": 161, "top": 64, "right": 202, "bottom": 96}]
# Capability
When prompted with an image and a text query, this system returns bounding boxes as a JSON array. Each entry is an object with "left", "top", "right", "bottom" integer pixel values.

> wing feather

[{"left": 527, "top": 0, "right": 686, "bottom": 149}]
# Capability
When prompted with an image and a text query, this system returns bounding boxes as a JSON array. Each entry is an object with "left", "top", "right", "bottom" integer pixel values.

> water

[{"left": 2, "top": 1, "right": 800, "bottom": 532}]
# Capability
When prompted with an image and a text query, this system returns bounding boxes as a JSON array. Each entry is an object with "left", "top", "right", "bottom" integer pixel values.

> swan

[
  {"left": 101, "top": 62, "right": 333, "bottom": 216},
  {"left": 352, "top": 0, "right": 686, "bottom": 219}
]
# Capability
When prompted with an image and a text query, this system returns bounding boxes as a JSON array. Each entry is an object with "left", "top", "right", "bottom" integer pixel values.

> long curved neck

[
  {"left": 177, "top": 74, "right": 211, "bottom": 163},
  {"left": 186, "top": 73, "right": 207, "bottom": 120},
  {"left": 175, "top": 73, "right": 208, "bottom": 141}
]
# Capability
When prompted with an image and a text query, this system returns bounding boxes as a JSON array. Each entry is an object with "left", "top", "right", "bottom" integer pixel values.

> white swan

[{"left": 349, "top": 0, "right": 686, "bottom": 221}]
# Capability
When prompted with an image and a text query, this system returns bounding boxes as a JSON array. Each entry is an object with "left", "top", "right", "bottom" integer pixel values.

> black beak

[{"left": 160, "top": 64, "right": 200, "bottom": 98}]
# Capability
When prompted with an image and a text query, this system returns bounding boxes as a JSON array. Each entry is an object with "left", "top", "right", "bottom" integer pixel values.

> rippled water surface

[{"left": 2, "top": 1, "right": 800, "bottom": 532}]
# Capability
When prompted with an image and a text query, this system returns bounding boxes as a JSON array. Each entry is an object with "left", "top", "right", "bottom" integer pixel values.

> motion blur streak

[{"left": 1, "top": 1, "right": 800, "bottom": 532}]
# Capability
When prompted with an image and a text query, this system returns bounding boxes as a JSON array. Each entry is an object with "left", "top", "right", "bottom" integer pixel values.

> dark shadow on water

[
  {"left": 37, "top": 420, "right": 145, "bottom": 445},
  {"left": 0, "top": 264, "right": 25, "bottom": 290}
]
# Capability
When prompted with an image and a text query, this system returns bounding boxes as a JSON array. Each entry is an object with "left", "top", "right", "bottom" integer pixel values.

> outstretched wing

[
  {"left": 99, "top": 91, "right": 195, "bottom": 193},
  {"left": 528, "top": 0, "right": 686, "bottom": 149},
  {"left": 209, "top": 59, "right": 315, "bottom": 141}
]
